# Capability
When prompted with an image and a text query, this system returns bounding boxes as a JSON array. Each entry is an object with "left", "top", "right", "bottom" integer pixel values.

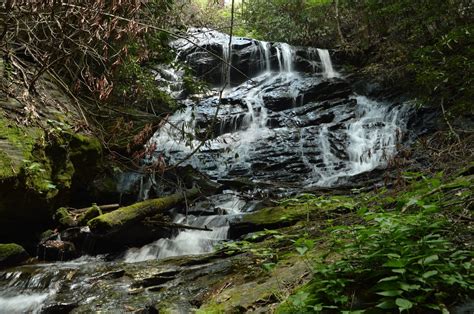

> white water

[
  {"left": 132, "top": 32, "right": 410, "bottom": 261},
  {"left": 317, "top": 48, "right": 339, "bottom": 78},
  {"left": 125, "top": 193, "right": 245, "bottom": 262},
  {"left": 0, "top": 293, "right": 49, "bottom": 314},
  {"left": 279, "top": 43, "right": 294, "bottom": 72},
  {"left": 312, "top": 96, "right": 408, "bottom": 186},
  {"left": 222, "top": 43, "right": 231, "bottom": 87},
  {"left": 259, "top": 41, "right": 271, "bottom": 72}
]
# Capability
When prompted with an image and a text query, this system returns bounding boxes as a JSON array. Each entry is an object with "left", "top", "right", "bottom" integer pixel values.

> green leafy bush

[{"left": 283, "top": 208, "right": 473, "bottom": 313}]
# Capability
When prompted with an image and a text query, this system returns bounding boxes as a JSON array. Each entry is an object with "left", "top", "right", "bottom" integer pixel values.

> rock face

[
  {"left": 0, "top": 59, "right": 102, "bottom": 244},
  {"left": 171, "top": 28, "right": 323, "bottom": 86},
  {"left": 150, "top": 29, "right": 413, "bottom": 190}
]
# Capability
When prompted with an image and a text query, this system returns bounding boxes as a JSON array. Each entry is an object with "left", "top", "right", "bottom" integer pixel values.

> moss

[
  {"left": 77, "top": 204, "right": 102, "bottom": 226},
  {"left": 0, "top": 243, "right": 29, "bottom": 267},
  {"left": 88, "top": 188, "right": 200, "bottom": 233},
  {"left": 0, "top": 150, "right": 14, "bottom": 179},
  {"left": 70, "top": 133, "right": 102, "bottom": 157},
  {"left": 0, "top": 115, "right": 42, "bottom": 180},
  {"left": 40, "top": 229, "right": 55, "bottom": 241},
  {"left": 242, "top": 205, "right": 310, "bottom": 226},
  {"left": 54, "top": 207, "right": 76, "bottom": 228},
  {"left": 195, "top": 303, "right": 226, "bottom": 314}
]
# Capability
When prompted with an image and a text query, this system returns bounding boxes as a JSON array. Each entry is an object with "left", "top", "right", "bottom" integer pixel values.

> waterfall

[
  {"left": 317, "top": 48, "right": 339, "bottom": 78},
  {"left": 259, "top": 41, "right": 271, "bottom": 72},
  {"left": 221, "top": 43, "right": 232, "bottom": 87},
  {"left": 279, "top": 43, "right": 294, "bottom": 72},
  {"left": 134, "top": 28, "right": 411, "bottom": 261}
]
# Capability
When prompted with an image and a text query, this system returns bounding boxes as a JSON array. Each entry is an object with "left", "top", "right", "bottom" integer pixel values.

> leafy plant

[{"left": 284, "top": 207, "right": 473, "bottom": 313}]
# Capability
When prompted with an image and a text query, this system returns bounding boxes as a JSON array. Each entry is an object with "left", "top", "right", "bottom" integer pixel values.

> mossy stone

[
  {"left": 0, "top": 243, "right": 29, "bottom": 268},
  {"left": 77, "top": 204, "right": 102, "bottom": 226},
  {"left": 54, "top": 207, "right": 76, "bottom": 228}
]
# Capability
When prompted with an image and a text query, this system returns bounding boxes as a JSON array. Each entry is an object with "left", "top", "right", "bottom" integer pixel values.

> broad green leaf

[
  {"left": 296, "top": 246, "right": 308, "bottom": 256},
  {"left": 400, "top": 283, "right": 421, "bottom": 291},
  {"left": 419, "top": 254, "right": 439, "bottom": 265},
  {"left": 313, "top": 304, "right": 323, "bottom": 311},
  {"left": 422, "top": 270, "right": 438, "bottom": 278},
  {"left": 378, "top": 276, "right": 399, "bottom": 282},
  {"left": 376, "top": 290, "right": 403, "bottom": 297},
  {"left": 377, "top": 300, "right": 396, "bottom": 309},
  {"left": 392, "top": 268, "right": 406, "bottom": 274},
  {"left": 396, "top": 298, "right": 413, "bottom": 310}
]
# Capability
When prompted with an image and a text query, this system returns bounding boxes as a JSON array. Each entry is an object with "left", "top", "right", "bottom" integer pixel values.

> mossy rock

[
  {"left": 0, "top": 243, "right": 29, "bottom": 268},
  {"left": 54, "top": 207, "right": 76, "bottom": 228},
  {"left": 77, "top": 204, "right": 102, "bottom": 226},
  {"left": 229, "top": 205, "right": 311, "bottom": 239}
]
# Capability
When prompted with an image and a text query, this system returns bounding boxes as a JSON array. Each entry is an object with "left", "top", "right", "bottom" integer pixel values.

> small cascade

[
  {"left": 0, "top": 256, "right": 104, "bottom": 313},
  {"left": 258, "top": 41, "right": 271, "bottom": 72},
  {"left": 346, "top": 96, "right": 405, "bottom": 173},
  {"left": 317, "top": 48, "right": 339, "bottom": 78},
  {"left": 124, "top": 215, "right": 230, "bottom": 262},
  {"left": 221, "top": 43, "right": 231, "bottom": 87},
  {"left": 124, "top": 192, "right": 245, "bottom": 262},
  {"left": 279, "top": 43, "right": 294, "bottom": 72}
]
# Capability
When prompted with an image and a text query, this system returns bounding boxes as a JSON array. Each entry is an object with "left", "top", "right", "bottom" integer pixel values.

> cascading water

[
  {"left": 0, "top": 29, "right": 415, "bottom": 312},
  {"left": 160, "top": 29, "right": 410, "bottom": 186},
  {"left": 317, "top": 48, "right": 339, "bottom": 79},
  {"left": 125, "top": 29, "right": 410, "bottom": 262}
]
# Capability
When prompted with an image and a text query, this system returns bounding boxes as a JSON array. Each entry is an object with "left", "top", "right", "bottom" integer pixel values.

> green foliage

[
  {"left": 113, "top": 33, "right": 176, "bottom": 112},
  {"left": 237, "top": 0, "right": 473, "bottom": 111},
  {"left": 411, "top": 25, "right": 474, "bottom": 112},
  {"left": 238, "top": 0, "right": 335, "bottom": 46},
  {"left": 281, "top": 175, "right": 473, "bottom": 313}
]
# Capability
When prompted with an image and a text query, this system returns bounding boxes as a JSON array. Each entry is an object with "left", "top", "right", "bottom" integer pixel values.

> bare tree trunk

[{"left": 334, "top": 0, "right": 346, "bottom": 46}]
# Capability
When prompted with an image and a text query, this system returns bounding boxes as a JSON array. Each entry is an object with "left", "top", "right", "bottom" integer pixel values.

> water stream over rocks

[{"left": 0, "top": 28, "right": 415, "bottom": 312}]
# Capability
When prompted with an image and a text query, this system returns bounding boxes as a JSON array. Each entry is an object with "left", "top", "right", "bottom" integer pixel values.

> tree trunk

[{"left": 334, "top": 0, "right": 346, "bottom": 46}]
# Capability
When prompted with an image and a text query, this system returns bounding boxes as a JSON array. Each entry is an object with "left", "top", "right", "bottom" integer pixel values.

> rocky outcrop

[
  {"left": 171, "top": 28, "right": 323, "bottom": 86},
  {"left": 0, "top": 57, "right": 102, "bottom": 245}
]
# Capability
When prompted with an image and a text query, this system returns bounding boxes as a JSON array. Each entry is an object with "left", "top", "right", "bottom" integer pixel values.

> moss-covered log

[{"left": 88, "top": 188, "right": 201, "bottom": 235}]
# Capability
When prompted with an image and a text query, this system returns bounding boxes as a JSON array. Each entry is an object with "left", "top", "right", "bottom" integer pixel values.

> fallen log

[{"left": 88, "top": 188, "right": 201, "bottom": 235}]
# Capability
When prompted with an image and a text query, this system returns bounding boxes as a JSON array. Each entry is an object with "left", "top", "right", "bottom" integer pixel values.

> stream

[{"left": 0, "top": 28, "right": 413, "bottom": 313}]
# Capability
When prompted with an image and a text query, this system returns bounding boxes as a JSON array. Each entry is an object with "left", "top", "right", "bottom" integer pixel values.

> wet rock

[
  {"left": 229, "top": 205, "right": 309, "bottom": 239},
  {"left": 40, "top": 302, "right": 77, "bottom": 314},
  {"left": 171, "top": 28, "right": 322, "bottom": 86},
  {"left": 59, "top": 226, "right": 93, "bottom": 254},
  {"left": 0, "top": 243, "right": 29, "bottom": 268},
  {"left": 37, "top": 240, "right": 77, "bottom": 261},
  {"left": 131, "top": 270, "right": 180, "bottom": 289}
]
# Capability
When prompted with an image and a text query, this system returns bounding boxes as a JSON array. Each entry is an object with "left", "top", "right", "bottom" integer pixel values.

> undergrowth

[{"left": 279, "top": 172, "right": 473, "bottom": 313}]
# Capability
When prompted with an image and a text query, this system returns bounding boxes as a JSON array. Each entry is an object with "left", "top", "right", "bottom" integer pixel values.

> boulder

[
  {"left": 37, "top": 240, "right": 77, "bottom": 261},
  {"left": 0, "top": 243, "right": 29, "bottom": 268}
]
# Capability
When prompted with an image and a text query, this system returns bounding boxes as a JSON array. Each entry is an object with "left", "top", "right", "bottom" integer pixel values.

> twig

[{"left": 440, "top": 97, "right": 461, "bottom": 144}]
